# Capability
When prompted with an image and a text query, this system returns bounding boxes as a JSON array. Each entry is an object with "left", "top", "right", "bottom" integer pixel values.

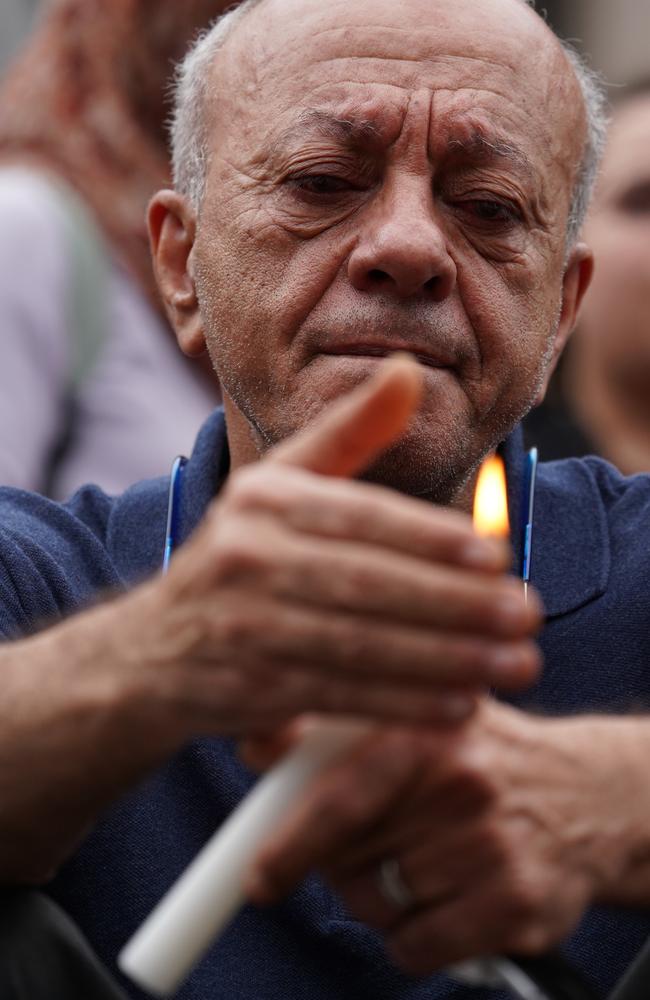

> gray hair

[
  {"left": 171, "top": 0, "right": 263, "bottom": 210},
  {"left": 171, "top": 0, "right": 608, "bottom": 247}
]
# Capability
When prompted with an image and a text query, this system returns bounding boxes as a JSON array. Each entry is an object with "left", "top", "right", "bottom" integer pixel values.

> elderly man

[{"left": 1, "top": 0, "right": 650, "bottom": 998}]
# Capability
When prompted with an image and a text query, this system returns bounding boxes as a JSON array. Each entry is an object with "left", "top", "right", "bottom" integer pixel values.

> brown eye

[
  {"left": 469, "top": 200, "right": 521, "bottom": 225},
  {"left": 292, "top": 175, "right": 355, "bottom": 196}
]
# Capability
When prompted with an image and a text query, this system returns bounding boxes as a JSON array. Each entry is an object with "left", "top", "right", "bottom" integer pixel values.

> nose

[{"left": 347, "top": 180, "right": 457, "bottom": 301}]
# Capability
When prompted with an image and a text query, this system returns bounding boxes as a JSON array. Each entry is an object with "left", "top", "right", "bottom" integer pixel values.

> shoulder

[
  {"left": 0, "top": 474, "right": 170, "bottom": 640},
  {"left": 533, "top": 455, "right": 650, "bottom": 618},
  {"left": 538, "top": 454, "right": 650, "bottom": 531},
  {"left": 0, "top": 485, "right": 117, "bottom": 638}
]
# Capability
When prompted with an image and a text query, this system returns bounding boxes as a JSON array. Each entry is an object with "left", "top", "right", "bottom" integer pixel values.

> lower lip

[{"left": 317, "top": 352, "right": 450, "bottom": 373}]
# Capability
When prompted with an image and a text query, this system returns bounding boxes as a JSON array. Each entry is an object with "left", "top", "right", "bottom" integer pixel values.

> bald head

[{"left": 172, "top": 0, "right": 606, "bottom": 246}]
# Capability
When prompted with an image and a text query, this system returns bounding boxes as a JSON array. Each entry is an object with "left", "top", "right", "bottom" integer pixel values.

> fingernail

[
  {"left": 460, "top": 539, "right": 503, "bottom": 570},
  {"left": 486, "top": 645, "right": 524, "bottom": 681},
  {"left": 497, "top": 593, "right": 527, "bottom": 631}
]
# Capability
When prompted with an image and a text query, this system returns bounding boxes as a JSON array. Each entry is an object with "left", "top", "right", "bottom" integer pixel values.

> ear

[
  {"left": 148, "top": 190, "right": 206, "bottom": 357},
  {"left": 533, "top": 242, "right": 594, "bottom": 405}
]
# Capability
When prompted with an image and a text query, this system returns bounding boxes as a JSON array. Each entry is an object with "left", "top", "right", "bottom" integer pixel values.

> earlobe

[
  {"left": 148, "top": 190, "right": 207, "bottom": 357},
  {"left": 533, "top": 243, "right": 594, "bottom": 405}
]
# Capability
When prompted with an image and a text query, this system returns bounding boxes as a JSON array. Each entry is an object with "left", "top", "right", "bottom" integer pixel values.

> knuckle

[
  {"left": 319, "top": 681, "right": 362, "bottom": 716},
  {"left": 213, "top": 532, "right": 267, "bottom": 583},
  {"left": 506, "top": 920, "right": 555, "bottom": 956},
  {"left": 324, "top": 621, "right": 377, "bottom": 671},
  {"left": 448, "top": 749, "right": 497, "bottom": 805},
  {"left": 217, "top": 605, "right": 262, "bottom": 648},
  {"left": 333, "top": 793, "right": 374, "bottom": 828},
  {"left": 261, "top": 671, "right": 316, "bottom": 716},
  {"left": 312, "top": 785, "right": 365, "bottom": 833},
  {"left": 502, "top": 870, "right": 548, "bottom": 927},
  {"left": 334, "top": 563, "right": 377, "bottom": 608}
]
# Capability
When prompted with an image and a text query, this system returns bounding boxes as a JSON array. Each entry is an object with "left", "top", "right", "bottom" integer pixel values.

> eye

[
  {"left": 288, "top": 174, "right": 359, "bottom": 197},
  {"left": 466, "top": 199, "right": 523, "bottom": 225}
]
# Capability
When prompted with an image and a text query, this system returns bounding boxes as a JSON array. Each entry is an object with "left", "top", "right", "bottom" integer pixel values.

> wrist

[
  {"left": 499, "top": 709, "right": 650, "bottom": 910},
  {"left": 22, "top": 578, "right": 189, "bottom": 776},
  {"left": 84, "top": 578, "right": 193, "bottom": 760},
  {"left": 0, "top": 593, "right": 179, "bottom": 883},
  {"left": 584, "top": 716, "right": 650, "bottom": 907}
]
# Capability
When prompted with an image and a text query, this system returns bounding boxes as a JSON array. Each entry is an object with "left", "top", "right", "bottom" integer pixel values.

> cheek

[
  {"left": 194, "top": 203, "right": 351, "bottom": 387},
  {"left": 458, "top": 260, "right": 556, "bottom": 415}
]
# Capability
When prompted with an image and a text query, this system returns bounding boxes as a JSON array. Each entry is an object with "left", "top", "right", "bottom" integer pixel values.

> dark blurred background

[{"left": 544, "top": 0, "right": 650, "bottom": 83}]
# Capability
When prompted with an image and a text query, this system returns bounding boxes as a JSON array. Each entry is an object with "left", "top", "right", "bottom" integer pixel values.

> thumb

[{"left": 268, "top": 354, "right": 423, "bottom": 477}]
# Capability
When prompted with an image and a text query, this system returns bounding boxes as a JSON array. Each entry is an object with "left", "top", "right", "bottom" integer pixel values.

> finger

[
  {"left": 386, "top": 879, "right": 555, "bottom": 975},
  {"left": 268, "top": 354, "right": 423, "bottom": 477},
  {"left": 197, "top": 593, "right": 542, "bottom": 688},
  {"left": 246, "top": 531, "right": 542, "bottom": 642},
  {"left": 239, "top": 720, "right": 306, "bottom": 771},
  {"left": 348, "top": 824, "right": 496, "bottom": 916},
  {"left": 172, "top": 659, "right": 479, "bottom": 734},
  {"left": 229, "top": 464, "right": 508, "bottom": 573},
  {"left": 324, "top": 786, "right": 495, "bottom": 880},
  {"left": 246, "top": 729, "right": 426, "bottom": 903},
  {"left": 325, "top": 863, "right": 457, "bottom": 934},
  {"left": 386, "top": 861, "right": 576, "bottom": 974},
  {"left": 386, "top": 895, "right": 493, "bottom": 974}
]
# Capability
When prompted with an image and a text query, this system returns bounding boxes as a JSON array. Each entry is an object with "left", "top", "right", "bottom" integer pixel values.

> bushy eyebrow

[
  {"left": 270, "top": 109, "right": 383, "bottom": 153},
  {"left": 447, "top": 131, "right": 534, "bottom": 179},
  {"left": 269, "top": 113, "right": 535, "bottom": 183}
]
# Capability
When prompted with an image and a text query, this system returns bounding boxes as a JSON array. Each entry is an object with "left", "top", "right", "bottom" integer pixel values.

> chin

[{"left": 359, "top": 424, "right": 478, "bottom": 507}]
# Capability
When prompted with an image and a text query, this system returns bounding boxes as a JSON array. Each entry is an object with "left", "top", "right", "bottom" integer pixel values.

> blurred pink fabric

[{"left": 0, "top": 0, "right": 229, "bottom": 495}]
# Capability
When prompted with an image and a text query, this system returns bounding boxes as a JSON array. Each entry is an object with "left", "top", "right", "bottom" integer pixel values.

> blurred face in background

[{"left": 578, "top": 93, "right": 650, "bottom": 397}]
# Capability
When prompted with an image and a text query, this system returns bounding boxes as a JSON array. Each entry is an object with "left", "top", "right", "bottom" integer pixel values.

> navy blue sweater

[{"left": 1, "top": 409, "right": 650, "bottom": 1000}]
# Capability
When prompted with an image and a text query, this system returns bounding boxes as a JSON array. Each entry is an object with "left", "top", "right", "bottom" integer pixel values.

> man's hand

[
  {"left": 0, "top": 356, "right": 540, "bottom": 883},
  {"left": 133, "top": 356, "right": 541, "bottom": 738},
  {"left": 246, "top": 704, "right": 650, "bottom": 974}
]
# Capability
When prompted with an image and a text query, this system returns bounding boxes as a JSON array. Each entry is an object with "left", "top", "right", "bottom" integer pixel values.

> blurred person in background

[
  {"left": 0, "top": 0, "right": 233, "bottom": 498},
  {"left": 0, "top": 0, "right": 38, "bottom": 71},
  {"left": 525, "top": 78, "right": 650, "bottom": 473}
]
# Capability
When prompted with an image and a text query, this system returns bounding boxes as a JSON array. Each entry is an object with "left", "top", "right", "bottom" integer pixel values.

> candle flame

[{"left": 473, "top": 455, "right": 510, "bottom": 539}]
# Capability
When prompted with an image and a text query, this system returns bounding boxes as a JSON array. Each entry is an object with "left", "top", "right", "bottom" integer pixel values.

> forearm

[
  {"left": 0, "top": 584, "right": 183, "bottom": 884},
  {"left": 470, "top": 708, "right": 650, "bottom": 913},
  {"left": 582, "top": 715, "right": 650, "bottom": 908}
]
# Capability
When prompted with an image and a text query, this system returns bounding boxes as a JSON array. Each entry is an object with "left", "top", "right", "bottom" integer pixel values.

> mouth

[{"left": 317, "top": 343, "right": 454, "bottom": 370}]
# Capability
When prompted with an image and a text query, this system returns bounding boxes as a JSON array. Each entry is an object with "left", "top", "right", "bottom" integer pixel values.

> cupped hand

[
  {"left": 135, "top": 355, "right": 541, "bottom": 739},
  {"left": 246, "top": 703, "right": 636, "bottom": 974}
]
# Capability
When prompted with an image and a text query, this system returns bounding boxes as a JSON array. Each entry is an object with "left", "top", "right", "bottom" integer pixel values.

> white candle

[
  {"left": 118, "top": 719, "right": 366, "bottom": 996},
  {"left": 120, "top": 455, "right": 525, "bottom": 997}
]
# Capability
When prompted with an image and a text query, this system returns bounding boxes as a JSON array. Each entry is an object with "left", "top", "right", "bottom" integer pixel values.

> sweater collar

[{"left": 502, "top": 426, "right": 609, "bottom": 619}]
